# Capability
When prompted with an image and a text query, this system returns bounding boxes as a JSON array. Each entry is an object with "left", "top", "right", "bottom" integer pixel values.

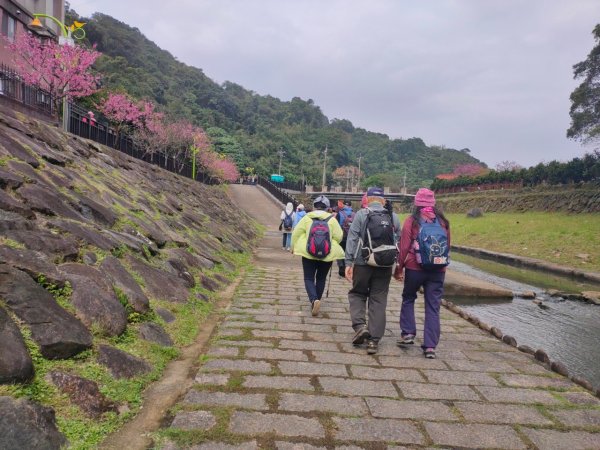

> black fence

[
  {"left": 0, "top": 63, "right": 55, "bottom": 116},
  {"left": 68, "top": 103, "right": 217, "bottom": 184},
  {"left": 271, "top": 179, "right": 305, "bottom": 192},
  {"left": 258, "top": 176, "right": 299, "bottom": 207}
]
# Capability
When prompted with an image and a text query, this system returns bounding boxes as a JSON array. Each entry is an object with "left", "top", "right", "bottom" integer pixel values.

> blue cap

[{"left": 366, "top": 186, "right": 384, "bottom": 197}]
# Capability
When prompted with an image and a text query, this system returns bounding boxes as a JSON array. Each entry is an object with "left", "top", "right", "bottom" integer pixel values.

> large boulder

[
  {"left": 60, "top": 263, "right": 127, "bottom": 336},
  {"left": 74, "top": 193, "right": 117, "bottom": 227},
  {"left": 100, "top": 256, "right": 150, "bottom": 313},
  {"left": 139, "top": 322, "right": 173, "bottom": 347},
  {"left": 0, "top": 264, "right": 92, "bottom": 359},
  {"left": 0, "top": 130, "right": 40, "bottom": 168},
  {"left": 165, "top": 247, "right": 214, "bottom": 271},
  {"left": 97, "top": 345, "right": 152, "bottom": 379},
  {"left": 0, "top": 306, "right": 34, "bottom": 383},
  {"left": 2, "top": 229, "right": 79, "bottom": 261},
  {"left": 0, "top": 246, "right": 66, "bottom": 287},
  {"left": 47, "top": 371, "right": 118, "bottom": 418},
  {"left": 0, "top": 396, "right": 67, "bottom": 450},
  {"left": 125, "top": 255, "right": 190, "bottom": 302},
  {"left": 47, "top": 219, "right": 119, "bottom": 251},
  {"left": 18, "top": 184, "right": 85, "bottom": 221},
  {"left": 466, "top": 207, "right": 484, "bottom": 218},
  {"left": 0, "top": 189, "right": 36, "bottom": 219}
]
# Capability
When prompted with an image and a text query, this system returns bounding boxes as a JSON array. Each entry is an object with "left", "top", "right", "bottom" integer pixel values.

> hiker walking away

[
  {"left": 394, "top": 188, "right": 450, "bottom": 359},
  {"left": 280, "top": 202, "right": 294, "bottom": 251},
  {"left": 292, "top": 203, "right": 306, "bottom": 229},
  {"left": 345, "top": 187, "right": 401, "bottom": 354},
  {"left": 336, "top": 200, "right": 355, "bottom": 277},
  {"left": 292, "top": 195, "right": 344, "bottom": 316}
]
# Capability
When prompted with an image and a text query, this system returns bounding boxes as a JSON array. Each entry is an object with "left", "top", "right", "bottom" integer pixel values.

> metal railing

[
  {"left": 0, "top": 64, "right": 55, "bottom": 116},
  {"left": 258, "top": 176, "right": 299, "bottom": 207}
]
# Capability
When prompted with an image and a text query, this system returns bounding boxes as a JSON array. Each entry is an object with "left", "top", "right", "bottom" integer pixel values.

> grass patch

[
  {"left": 0, "top": 237, "right": 25, "bottom": 248},
  {"left": 446, "top": 212, "right": 600, "bottom": 273}
]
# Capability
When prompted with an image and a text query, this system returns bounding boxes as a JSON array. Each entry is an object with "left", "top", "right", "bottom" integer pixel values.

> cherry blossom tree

[
  {"left": 97, "top": 92, "right": 156, "bottom": 148},
  {"left": 8, "top": 32, "right": 100, "bottom": 118},
  {"left": 452, "top": 163, "right": 488, "bottom": 177},
  {"left": 495, "top": 160, "right": 523, "bottom": 172}
]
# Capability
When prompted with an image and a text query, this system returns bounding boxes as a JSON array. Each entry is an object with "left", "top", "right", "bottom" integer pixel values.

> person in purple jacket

[{"left": 393, "top": 188, "right": 450, "bottom": 359}]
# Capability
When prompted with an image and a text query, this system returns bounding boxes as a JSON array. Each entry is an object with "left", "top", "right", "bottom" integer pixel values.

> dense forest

[{"left": 68, "top": 8, "right": 484, "bottom": 189}]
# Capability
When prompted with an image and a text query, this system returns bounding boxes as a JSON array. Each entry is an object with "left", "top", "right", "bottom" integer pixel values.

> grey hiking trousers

[{"left": 348, "top": 264, "right": 393, "bottom": 341}]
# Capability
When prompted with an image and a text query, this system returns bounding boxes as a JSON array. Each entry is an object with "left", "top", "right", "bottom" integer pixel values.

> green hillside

[{"left": 70, "top": 9, "right": 484, "bottom": 189}]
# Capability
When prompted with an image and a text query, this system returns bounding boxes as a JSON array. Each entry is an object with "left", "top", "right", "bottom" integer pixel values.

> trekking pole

[{"left": 326, "top": 264, "right": 333, "bottom": 298}]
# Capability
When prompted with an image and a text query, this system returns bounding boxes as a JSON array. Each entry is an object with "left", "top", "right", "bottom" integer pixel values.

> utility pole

[
  {"left": 321, "top": 145, "right": 328, "bottom": 191},
  {"left": 300, "top": 153, "right": 305, "bottom": 191},
  {"left": 277, "top": 148, "right": 285, "bottom": 175},
  {"left": 357, "top": 154, "right": 363, "bottom": 190}
]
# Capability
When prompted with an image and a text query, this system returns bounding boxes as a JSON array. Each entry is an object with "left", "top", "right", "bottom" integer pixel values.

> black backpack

[
  {"left": 340, "top": 210, "right": 356, "bottom": 240},
  {"left": 283, "top": 212, "right": 293, "bottom": 231},
  {"left": 361, "top": 209, "right": 397, "bottom": 267},
  {"left": 306, "top": 215, "right": 333, "bottom": 258}
]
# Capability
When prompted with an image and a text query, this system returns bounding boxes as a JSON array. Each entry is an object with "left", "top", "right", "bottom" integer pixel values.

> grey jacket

[{"left": 344, "top": 202, "right": 401, "bottom": 267}]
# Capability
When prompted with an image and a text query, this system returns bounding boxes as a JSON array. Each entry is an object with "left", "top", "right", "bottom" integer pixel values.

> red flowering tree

[
  {"left": 198, "top": 149, "right": 240, "bottom": 183},
  {"left": 8, "top": 32, "right": 100, "bottom": 117},
  {"left": 97, "top": 92, "right": 156, "bottom": 148},
  {"left": 452, "top": 163, "right": 489, "bottom": 177}
]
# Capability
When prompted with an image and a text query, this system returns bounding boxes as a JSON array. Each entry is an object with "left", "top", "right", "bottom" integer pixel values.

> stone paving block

[
  {"left": 278, "top": 323, "right": 333, "bottom": 333},
  {"left": 445, "top": 358, "right": 519, "bottom": 373},
  {"left": 424, "top": 423, "right": 526, "bottom": 449},
  {"left": 305, "top": 332, "right": 349, "bottom": 342},
  {"left": 229, "top": 412, "right": 325, "bottom": 438},
  {"left": 332, "top": 417, "right": 424, "bottom": 445},
  {"left": 550, "top": 409, "right": 600, "bottom": 427},
  {"left": 253, "top": 330, "right": 304, "bottom": 340},
  {"left": 201, "top": 359, "right": 272, "bottom": 374},
  {"left": 279, "top": 393, "right": 368, "bottom": 416},
  {"left": 511, "top": 362, "right": 554, "bottom": 375},
  {"left": 378, "top": 356, "right": 448, "bottom": 370},
  {"left": 170, "top": 410, "right": 216, "bottom": 430},
  {"left": 522, "top": 428, "right": 600, "bottom": 450},
  {"left": 275, "top": 443, "right": 326, "bottom": 450},
  {"left": 435, "top": 340, "right": 480, "bottom": 351},
  {"left": 455, "top": 401, "right": 553, "bottom": 425},
  {"left": 279, "top": 361, "right": 348, "bottom": 377},
  {"left": 276, "top": 309, "right": 304, "bottom": 316},
  {"left": 208, "top": 346, "right": 239, "bottom": 358},
  {"left": 319, "top": 377, "right": 398, "bottom": 397},
  {"left": 245, "top": 347, "right": 308, "bottom": 361},
  {"left": 222, "top": 321, "right": 274, "bottom": 330},
  {"left": 443, "top": 332, "right": 497, "bottom": 342},
  {"left": 350, "top": 366, "right": 424, "bottom": 382},
  {"left": 366, "top": 397, "right": 457, "bottom": 421},
  {"left": 194, "top": 373, "right": 230, "bottom": 386},
  {"left": 242, "top": 375, "right": 314, "bottom": 391},
  {"left": 184, "top": 391, "right": 268, "bottom": 410},
  {"left": 218, "top": 328, "right": 244, "bottom": 337},
  {"left": 254, "top": 315, "right": 303, "bottom": 323},
  {"left": 278, "top": 339, "right": 339, "bottom": 352},
  {"left": 561, "top": 392, "right": 600, "bottom": 406},
  {"left": 477, "top": 386, "right": 561, "bottom": 405},
  {"left": 218, "top": 340, "right": 274, "bottom": 348},
  {"left": 423, "top": 369, "right": 499, "bottom": 386},
  {"left": 312, "top": 351, "right": 379, "bottom": 366},
  {"left": 500, "top": 374, "right": 574, "bottom": 389},
  {"left": 163, "top": 441, "right": 259, "bottom": 450},
  {"left": 397, "top": 381, "right": 480, "bottom": 401}
]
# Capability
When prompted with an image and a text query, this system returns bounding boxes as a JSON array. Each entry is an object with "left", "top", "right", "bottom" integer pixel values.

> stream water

[{"left": 448, "top": 255, "right": 600, "bottom": 390}]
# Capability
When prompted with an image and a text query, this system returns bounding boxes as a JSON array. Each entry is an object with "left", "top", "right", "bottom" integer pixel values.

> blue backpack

[
  {"left": 414, "top": 218, "right": 450, "bottom": 270},
  {"left": 283, "top": 212, "right": 293, "bottom": 231}
]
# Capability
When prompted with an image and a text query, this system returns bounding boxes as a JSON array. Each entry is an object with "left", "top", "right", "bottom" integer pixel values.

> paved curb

[{"left": 452, "top": 245, "right": 600, "bottom": 284}]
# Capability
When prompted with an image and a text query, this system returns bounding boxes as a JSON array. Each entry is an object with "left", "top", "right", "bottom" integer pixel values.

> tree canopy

[
  {"left": 568, "top": 24, "right": 600, "bottom": 143},
  {"left": 68, "top": 8, "right": 485, "bottom": 189}
]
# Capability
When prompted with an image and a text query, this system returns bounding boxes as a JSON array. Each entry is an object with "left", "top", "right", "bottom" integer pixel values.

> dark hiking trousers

[
  {"left": 301, "top": 257, "right": 332, "bottom": 303},
  {"left": 348, "top": 264, "right": 393, "bottom": 341},
  {"left": 400, "top": 268, "right": 445, "bottom": 349}
]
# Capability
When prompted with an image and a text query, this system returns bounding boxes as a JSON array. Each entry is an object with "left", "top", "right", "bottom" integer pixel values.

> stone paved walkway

[{"left": 161, "top": 186, "right": 600, "bottom": 449}]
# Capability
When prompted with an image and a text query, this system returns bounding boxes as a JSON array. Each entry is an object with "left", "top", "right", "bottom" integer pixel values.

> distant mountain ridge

[{"left": 70, "top": 9, "right": 485, "bottom": 189}]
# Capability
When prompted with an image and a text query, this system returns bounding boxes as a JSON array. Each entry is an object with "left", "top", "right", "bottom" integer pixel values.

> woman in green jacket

[{"left": 292, "top": 195, "right": 344, "bottom": 316}]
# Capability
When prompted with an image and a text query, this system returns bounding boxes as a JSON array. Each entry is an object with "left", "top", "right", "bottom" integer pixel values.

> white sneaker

[{"left": 311, "top": 300, "right": 321, "bottom": 316}]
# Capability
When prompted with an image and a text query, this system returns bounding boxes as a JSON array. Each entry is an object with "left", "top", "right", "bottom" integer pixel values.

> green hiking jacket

[{"left": 291, "top": 210, "right": 345, "bottom": 262}]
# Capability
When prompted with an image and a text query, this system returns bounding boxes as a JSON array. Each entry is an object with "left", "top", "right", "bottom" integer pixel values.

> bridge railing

[{"left": 258, "top": 176, "right": 299, "bottom": 207}]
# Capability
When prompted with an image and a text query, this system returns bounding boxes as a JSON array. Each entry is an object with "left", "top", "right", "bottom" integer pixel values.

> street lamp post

[
  {"left": 321, "top": 145, "right": 328, "bottom": 191},
  {"left": 29, "top": 14, "right": 86, "bottom": 131},
  {"left": 277, "top": 148, "right": 285, "bottom": 176},
  {"left": 357, "top": 154, "right": 363, "bottom": 190}
]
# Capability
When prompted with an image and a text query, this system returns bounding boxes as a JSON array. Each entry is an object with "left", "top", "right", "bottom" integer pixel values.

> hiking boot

[
  {"left": 311, "top": 299, "right": 321, "bottom": 317},
  {"left": 424, "top": 348, "right": 436, "bottom": 359},
  {"left": 352, "top": 326, "right": 369, "bottom": 346},
  {"left": 366, "top": 339, "right": 378, "bottom": 355},
  {"left": 338, "top": 267, "right": 345, "bottom": 277},
  {"left": 397, "top": 334, "right": 415, "bottom": 346}
]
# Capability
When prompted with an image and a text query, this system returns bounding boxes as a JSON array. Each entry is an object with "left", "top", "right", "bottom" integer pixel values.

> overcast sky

[{"left": 69, "top": 0, "right": 599, "bottom": 168}]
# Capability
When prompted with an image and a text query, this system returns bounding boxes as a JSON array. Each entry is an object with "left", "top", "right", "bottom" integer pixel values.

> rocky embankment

[
  {"left": 0, "top": 104, "right": 256, "bottom": 448},
  {"left": 437, "top": 184, "right": 600, "bottom": 213}
]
